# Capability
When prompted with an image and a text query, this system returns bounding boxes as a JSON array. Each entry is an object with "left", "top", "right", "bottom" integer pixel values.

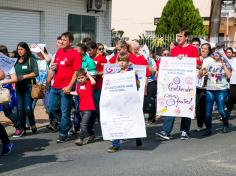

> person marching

[
  {"left": 107, "top": 51, "right": 143, "bottom": 153},
  {"left": 70, "top": 69, "right": 96, "bottom": 145}
]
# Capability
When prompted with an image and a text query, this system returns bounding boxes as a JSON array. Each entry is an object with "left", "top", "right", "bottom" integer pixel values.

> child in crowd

[
  {"left": 70, "top": 68, "right": 96, "bottom": 145},
  {"left": 107, "top": 51, "right": 142, "bottom": 153}
]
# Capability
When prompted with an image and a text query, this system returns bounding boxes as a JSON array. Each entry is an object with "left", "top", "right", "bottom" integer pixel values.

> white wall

[
  {"left": 112, "top": 0, "right": 211, "bottom": 39},
  {"left": 0, "top": 0, "right": 112, "bottom": 53}
]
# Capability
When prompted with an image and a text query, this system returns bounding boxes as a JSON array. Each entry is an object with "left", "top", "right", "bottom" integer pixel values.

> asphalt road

[{"left": 1, "top": 113, "right": 236, "bottom": 176}]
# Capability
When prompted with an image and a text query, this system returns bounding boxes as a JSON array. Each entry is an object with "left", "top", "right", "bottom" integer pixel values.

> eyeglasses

[{"left": 98, "top": 48, "right": 104, "bottom": 51}]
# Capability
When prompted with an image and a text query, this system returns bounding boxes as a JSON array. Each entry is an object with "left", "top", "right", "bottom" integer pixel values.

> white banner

[
  {"left": 100, "top": 71, "right": 146, "bottom": 140},
  {"left": 104, "top": 64, "right": 146, "bottom": 105},
  {"left": 0, "top": 53, "right": 17, "bottom": 73},
  {"left": 157, "top": 57, "right": 196, "bottom": 119}
]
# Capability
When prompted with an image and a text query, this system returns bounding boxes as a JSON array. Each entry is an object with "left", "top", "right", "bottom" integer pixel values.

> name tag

[
  {"left": 80, "top": 85, "right": 85, "bottom": 90},
  {"left": 22, "top": 65, "right": 28, "bottom": 69},
  {"left": 60, "top": 61, "right": 65, "bottom": 65}
]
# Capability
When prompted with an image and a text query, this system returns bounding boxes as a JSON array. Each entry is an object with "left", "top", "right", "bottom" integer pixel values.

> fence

[{"left": 138, "top": 34, "right": 207, "bottom": 55}]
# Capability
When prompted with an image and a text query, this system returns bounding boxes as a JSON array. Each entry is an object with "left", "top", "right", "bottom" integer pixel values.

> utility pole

[{"left": 208, "top": 0, "right": 222, "bottom": 44}]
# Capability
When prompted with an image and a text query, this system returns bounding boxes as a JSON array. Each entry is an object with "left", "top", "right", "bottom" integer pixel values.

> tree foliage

[{"left": 155, "top": 0, "right": 207, "bottom": 35}]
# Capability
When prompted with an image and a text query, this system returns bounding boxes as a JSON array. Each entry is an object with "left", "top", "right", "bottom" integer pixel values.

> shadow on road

[{"left": 0, "top": 138, "right": 57, "bottom": 173}]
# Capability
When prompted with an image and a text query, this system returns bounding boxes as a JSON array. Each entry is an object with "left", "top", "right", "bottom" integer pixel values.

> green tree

[{"left": 155, "top": 0, "right": 207, "bottom": 35}]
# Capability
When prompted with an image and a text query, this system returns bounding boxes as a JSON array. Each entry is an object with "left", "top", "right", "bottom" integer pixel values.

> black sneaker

[
  {"left": 180, "top": 131, "right": 189, "bottom": 140},
  {"left": 87, "top": 135, "right": 96, "bottom": 144},
  {"left": 1, "top": 143, "right": 13, "bottom": 156},
  {"left": 107, "top": 146, "right": 119, "bottom": 153},
  {"left": 57, "top": 136, "right": 68, "bottom": 143},
  {"left": 156, "top": 131, "right": 170, "bottom": 140},
  {"left": 46, "top": 123, "right": 59, "bottom": 132}
]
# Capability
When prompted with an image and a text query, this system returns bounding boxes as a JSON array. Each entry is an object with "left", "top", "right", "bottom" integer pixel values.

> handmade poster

[
  {"left": 211, "top": 48, "right": 231, "bottom": 69},
  {"left": 0, "top": 53, "right": 17, "bottom": 73},
  {"left": 100, "top": 71, "right": 146, "bottom": 140},
  {"left": 103, "top": 64, "right": 146, "bottom": 105},
  {"left": 156, "top": 57, "right": 196, "bottom": 119}
]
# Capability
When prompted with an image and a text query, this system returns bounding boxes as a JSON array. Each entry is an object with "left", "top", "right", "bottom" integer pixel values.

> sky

[{"left": 112, "top": 0, "right": 211, "bottom": 39}]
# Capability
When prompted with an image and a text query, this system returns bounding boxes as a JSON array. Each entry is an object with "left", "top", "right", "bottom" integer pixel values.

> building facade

[{"left": 0, "top": 0, "right": 112, "bottom": 53}]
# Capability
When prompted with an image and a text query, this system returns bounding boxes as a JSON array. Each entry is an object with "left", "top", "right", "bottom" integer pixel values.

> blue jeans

[
  {"left": 48, "top": 88, "right": 72, "bottom": 136},
  {"left": 205, "top": 90, "right": 229, "bottom": 130},
  {"left": 32, "top": 88, "right": 50, "bottom": 112},
  {"left": 93, "top": 89, "right": 101, "bottom": 121},
  {"left": 162, "top": 116, "right": 191, "bottom": 135},
  {"left": 16, "top": 86, "right": 36, "bottom": 130},
  {"left": 112, "top": 138, "right": 142, "bottom": 148},
  {"left": 2, "top": 104, "right": 20, "bottom": 129},
  {"left": 112, "top": 139, "right": 121, "bottom": 148},
  {"left": 89, "top": 89, "right": 101, "bottom": 134}
]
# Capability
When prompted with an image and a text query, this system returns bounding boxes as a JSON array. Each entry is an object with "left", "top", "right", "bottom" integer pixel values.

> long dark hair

[
  {"left": 0, "top": 45, "right": 9, "bottom": 57},
  {"left": 16, "top": 42, "right": 32, "bottom": 60}
]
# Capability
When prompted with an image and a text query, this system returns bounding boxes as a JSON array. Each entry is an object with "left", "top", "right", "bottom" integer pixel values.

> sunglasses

[
  {"left": 163, "top": 53, "right": 169, "bottom": 56},
  {"left": 98, "top": 48, "right": 104, "bottom": 51}
]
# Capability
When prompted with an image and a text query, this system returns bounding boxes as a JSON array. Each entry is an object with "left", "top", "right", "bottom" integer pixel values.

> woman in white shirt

[{"left": 199, "top": 52, "right": 232, "bottom": 135}]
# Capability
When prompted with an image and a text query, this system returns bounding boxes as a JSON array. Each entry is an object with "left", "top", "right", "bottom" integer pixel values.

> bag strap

[{"left": 28, "top": 57, "right": 34, "bottom": 86}]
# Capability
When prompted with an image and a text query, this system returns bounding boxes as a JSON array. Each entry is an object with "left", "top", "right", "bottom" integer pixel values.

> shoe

[
  {"left": 1, "top": 143, "right": 13, "bottom": 156},
  {"left": 194, "top": 127, "right": 204, "bottom": 132},
  {"left": 56, "top": 136, "right": 68, "bottom": 143},
  {"left": 107, "top": 146, "right": 119, "bottom": 153},
  {"left": 202, "top": 129, "right": 212, "bottom": 136},
  {"left": 222, "top": 126, "right": 229, "bottom": 133},
  {"left": 46, "top": 123, "right": 59, "bottom": 132},
  {"left": 68, "top": 128, "right": 77, "bottom": 136},
  {"left": 155, "top": 131, "right": 170, "bottom": 140},
  {"left": 75, "top": 138, "right": 83, "bottom": 146},
  {"left": 180, "top": 131, "right": 189, "bottom": 140},
  {"left": 13, "top": 129, "right": 25, "bottom": 137},
  {"left": 87, "top": 135, "right": 96, "bottom": 144},
  {"left": 31, "top": 125, "right": 37, "bottom": 134}
]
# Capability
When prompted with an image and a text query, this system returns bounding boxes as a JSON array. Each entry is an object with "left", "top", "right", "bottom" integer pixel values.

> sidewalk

[{"left": 0, "top": 100, "right": 49, "bottom": 136}]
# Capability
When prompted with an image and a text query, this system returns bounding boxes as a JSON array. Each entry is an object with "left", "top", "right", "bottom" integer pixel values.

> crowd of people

[{"left": 0, "top": 27, "right": 236, "bottom": 155}]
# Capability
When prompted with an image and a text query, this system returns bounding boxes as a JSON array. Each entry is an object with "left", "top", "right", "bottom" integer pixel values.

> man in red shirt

[
  {"left": 156, "top": 28, "right": 199, "bottom": 140},
  {"left": 48, "top": 32, "right": 82, "bottom": 143},
  {"left": 86, "top": 41, "right": 107, "bottom": 141}
]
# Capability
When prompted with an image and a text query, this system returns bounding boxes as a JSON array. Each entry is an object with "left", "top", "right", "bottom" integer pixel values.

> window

[{"left": 68, "top": 14, "right": 96, "bottom": 45}]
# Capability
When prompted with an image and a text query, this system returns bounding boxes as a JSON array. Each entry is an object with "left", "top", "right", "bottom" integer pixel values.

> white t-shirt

[
  {"left": 202, "top": 57, "right": 229, "bottom": 90},
  {"left": 229, "top": 57, "right": 236, "bottom": 84}
]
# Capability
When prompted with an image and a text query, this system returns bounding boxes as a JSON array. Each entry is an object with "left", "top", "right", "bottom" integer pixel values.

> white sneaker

[{"left": 180, "top": 131, "right": 189, "bottom": 140}]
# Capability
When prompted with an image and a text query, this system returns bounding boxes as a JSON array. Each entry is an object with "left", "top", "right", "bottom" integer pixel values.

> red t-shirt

[
  {"left": 76, "top": 81, "right": 95, "bottom": 111},
  {"left": 129, "top": 53, "right": 151, "bottom": 77},
  {"left": 170, "top": 44, "right": 200, "bottom": 65},
  {"left": 53, "top": 48, "right": 82, "bottom": 89},
  {"left": 109, "top": 53, "right": 118, "bottom": 64},
  {"left": 93, "top": 54, "right": 107, "bottom": 90}
]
